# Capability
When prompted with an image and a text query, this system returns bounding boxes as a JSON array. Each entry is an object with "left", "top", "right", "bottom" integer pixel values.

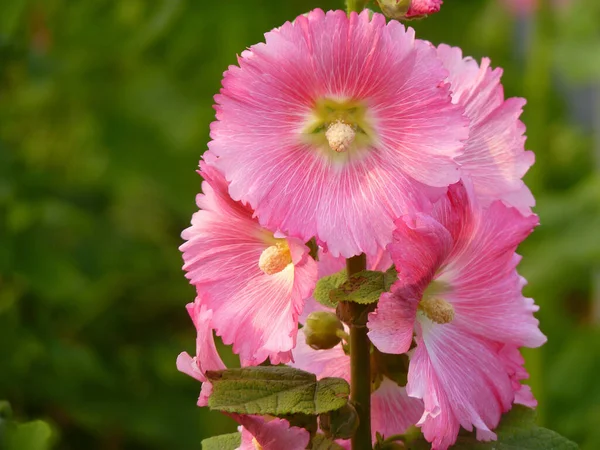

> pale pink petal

[
  {"left": 234, "top": 416, "right": 310, "bottom": 450},
  {"left": 438, "top": 201, "right": 545, "bottom": 348},
  {"left": 498, "top": 345, "right": 538, "bottom": 408},
  {"left": 176, "top": 301, "right": 226, "bottom": 406},
  {"left": 437, "top": 45, "right": 534, "bottom": 212},
  {"left": 408, "top": 323, "right": 516, "bottom": 449},
  {"left": 371, "top": 377, "right": 423, "bottom": 439},
  {"left": 211, "top": 9, "right": 468, "bottom": 257},
  {"left": 181, "top": 163, "right": 317, "bottom": 365},
  {"left": 290, "top": 329, "right": 350, "bottom": 381},
  {"left": 368, "top": 213, "right": 453, "bottom": 354}
]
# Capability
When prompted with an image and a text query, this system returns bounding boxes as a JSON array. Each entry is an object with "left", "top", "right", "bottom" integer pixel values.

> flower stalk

[{"left": 345, "top": 254, "right": 372, "bottom": 450}]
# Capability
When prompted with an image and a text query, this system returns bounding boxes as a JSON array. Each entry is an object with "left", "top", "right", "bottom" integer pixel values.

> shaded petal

[
  {"left": 438, "top": 45, "right": 534, "bottom": 211},
  {"left": 290, "top": 329, "right": 350, "bottom": 381},
  {"left": 408, "top": 322, "right": 516, "bottom": 449},
  {"left": 371, "top": 377, "right": 423, "bottom": 439},
  {"left": 234, "top": 416, "right": 310, "bottom": 450},
  {"left": 176, "top": 301, "right": 226, "bottom": 406},
  {"left": 368, "top": 213, "right": 453, "bottom": 354}
]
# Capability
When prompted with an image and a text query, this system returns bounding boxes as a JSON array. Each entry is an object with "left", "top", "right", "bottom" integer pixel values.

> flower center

[
  {"left": 258, "top": 241, "right": 292, "bottom": 275},
  {"left": 419, "top": 297, "right": 455, "bottom": 324},
  {"left": 252, "top": 437, "right": 263, "bottom": 450},
  {"left": 302, "top": 98, "right": 375, "bottom": 159},
  {"left": 325, "top": 120, "right": 356, "bottom": 153}
]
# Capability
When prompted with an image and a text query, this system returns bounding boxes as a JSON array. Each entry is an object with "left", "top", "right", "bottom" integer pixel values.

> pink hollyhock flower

[
  {"left": 406, "top": 0, "right": 444, "bottom": 18},
  {"left": 176, "top": 299, "right": 226, "bottom": 406},
  {"left": 234, "top": 415, "right": 310, "bottom": 450},
  {"left": 209, "top": 9, "right": 468, "bottom": 258},
  {"left": 437, "top": 44, "right": 535, "bottom": 214},
  {"left": 291, "top": 327, "right": 423, "bottom": 443},
  {"left": 368, "top": 182, "right": 546, "bottom": 449},
  {"left": 180, "top": 156, "right": 317, "bottom": 365}
]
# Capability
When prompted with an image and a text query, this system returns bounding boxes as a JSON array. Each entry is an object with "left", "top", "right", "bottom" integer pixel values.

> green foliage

[
  {"left": 313, "top": 269, "right": 348, "bottom": 308},
  {"left": 314, "top": 267, "right": 396, "bottom": 307},
  {"left": 310, "top": 433, "right": 346, "bottom": 450},
  {"left": 200, "top": 432, "right": 241, "bottom": 450},
  {"left": 206, "top": 367, "right": 350, "bottom": 416},
  {"left": 330, "top": 270, "right": 388, "bottom": 305},
  {"left": 0, "top": 401, "right": 53, "bottom": 450}
]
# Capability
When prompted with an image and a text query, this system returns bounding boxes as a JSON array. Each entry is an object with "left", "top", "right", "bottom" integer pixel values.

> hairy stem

[{"left": 346, "top": 254, "right": 371, "bottom": 450}]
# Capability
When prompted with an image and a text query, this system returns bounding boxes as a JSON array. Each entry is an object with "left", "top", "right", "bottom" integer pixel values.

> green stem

[
  {"left": 345, "top": 254, "right": 371, "bottom": 450},
  {"left": 345, "top": 0, "right": 370, "bottom": 14}
]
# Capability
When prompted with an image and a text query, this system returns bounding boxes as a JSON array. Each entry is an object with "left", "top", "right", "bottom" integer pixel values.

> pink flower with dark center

[
  {"left": 176, "top": 299, "right": 226, "bottom": 406},
  {"left": 438, "top": 45, "right": 535, "bottom": 214},
  {"left": 209, "top": 9, "right": 468, "bottom": 258},
  {"left": 367, "top": 182, "right": 546, "bottom": 449},
  {"left": 180, "top": 155, "right": 317, "bottom": 365}
]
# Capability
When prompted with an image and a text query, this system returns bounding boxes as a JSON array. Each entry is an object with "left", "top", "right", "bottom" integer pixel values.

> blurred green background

[{"left": 1, "top": 0, "right": 599, "bottom": 448}]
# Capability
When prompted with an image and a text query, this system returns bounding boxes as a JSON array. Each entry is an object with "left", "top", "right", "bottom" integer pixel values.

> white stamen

[
  {"left": 419, "top": 297, "right": 455, "bottom": 324},
  {"left": 258, "top": 242, "right": 291, "bottom": 275},
  {"left": 325, "top": 120, "right": 356, "bottom": 153}
]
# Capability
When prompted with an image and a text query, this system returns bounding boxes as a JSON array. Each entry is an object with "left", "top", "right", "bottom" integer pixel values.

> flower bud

[
  {"left": 319, "top": 403, "right": 359, "bottom": 440},
  {"left": 376, "top": 0, "right": 443, "bottom": 20},
  {"left": 304, "top": 311, "right": 344, "bottom": 350}
]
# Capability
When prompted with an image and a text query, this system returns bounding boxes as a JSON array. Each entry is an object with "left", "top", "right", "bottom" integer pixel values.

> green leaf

[
  {"left": 330, "top": 270, "right": 387, "bottom": 305},
  {"left": 206, "top": 367, "right": 350, "bottom": 416},
  {"left": 405, "top": 406, "right": 579, "bottom": 449},
  {"left": 313, "top": 270, "right": 348, "bottom": 308},
  {"left": 4, "top": 420, "right": 53, "bottom": 450},
  {"left": 201, "top": 432, "right": 241, "bottom": 450},
  {"left": 310, "top": 433, "right": 346, "bottom": 450}
]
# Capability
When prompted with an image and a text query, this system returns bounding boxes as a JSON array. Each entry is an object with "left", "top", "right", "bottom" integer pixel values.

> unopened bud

[
  {"left": 304, "top": 311, "right": 344, "bottom": 350},
  {"left": 376, "top": 0, "right": 442, "bottom": 20},
  {"left": 319, "top": 403, "right": 359, "bottom": 440}
]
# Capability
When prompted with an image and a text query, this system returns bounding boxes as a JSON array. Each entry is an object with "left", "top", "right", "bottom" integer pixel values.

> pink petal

[
  {"left": 211, "top": 9, "right": 468, "bottom": 257},
  {"left": 406, "top": 0, "right": 444, "bottom": 18},
  {"left": 234, "top": 416, "right": 310, "bottom": 450},
  {"left": 438, "top": 200, "right": 545, "bottom": 348},
  {"left": 290, "top": 329, "right": 350, "bottom": 381},
  {"left": 371, "top": 377, "right": 423, "bottom": 439},
  {"left": 176, "top": 301, "right": 226, "bottom": 406},
  {"left": 437, "top": 45, "right": 534, "bottom": 212},
  {"left": 180, "top": 163, "right": 317, "bottom": 364},
  {"left": 368, "top": 213, "right": 453, "bottom": 354},
  {"left": 408, "top": 323, "right": 516, "bottom": 449}
]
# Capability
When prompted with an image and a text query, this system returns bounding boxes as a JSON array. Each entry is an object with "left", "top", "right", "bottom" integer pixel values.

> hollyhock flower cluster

[
  {"left": 178, "top": 7, "right": 545, "bottom": 450},
  {"left": 368, "top": 182, "right": 545, "bottom": 448}
]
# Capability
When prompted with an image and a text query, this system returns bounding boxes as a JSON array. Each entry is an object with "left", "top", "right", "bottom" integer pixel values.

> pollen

[
  {"left": 325, "top": 120, "right": 356, "bottom": 153},
  {"left": 258, "top": 241, "right": 292, "bottom": 275},
  {"left": 419, "top": 297, "right": 455, "bottom": 324}
]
